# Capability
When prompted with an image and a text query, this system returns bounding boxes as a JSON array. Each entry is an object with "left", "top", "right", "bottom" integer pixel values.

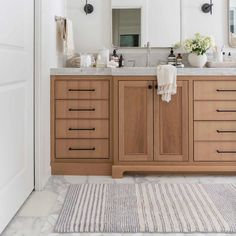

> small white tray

[{"left": 206, "top": 61, "right": 236, "bottom": 68}]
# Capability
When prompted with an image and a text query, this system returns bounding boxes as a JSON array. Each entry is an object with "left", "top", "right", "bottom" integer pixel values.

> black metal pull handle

[
  {"left": 217, "top": 150, "right": 236, "bottom": 154},
  {"left": 148, "top": 85, "right": 153, "bottom": 90},
  {"left": 155, "top": 85, "right": 158, "bottom": 90},
  {"left": 217, "top": 130, "right": 236, "bottom": 133},
  {"left": 68, "top": 89, "right": 96, "bottom": 92},
  {"left": 68, "top": 128, "right": 96, "bottom": 131},
  {"left": 216, "top": 109, "right": 236, "bottom": 113},
  {"left": 216, "top": 89, "right": 236, "bottom": 92},
  {"left": 69, "top": 147, "right": 96, "bottom": 151},
  {"left": 69, "top": 108, "right": 96, "bottom": 112}
]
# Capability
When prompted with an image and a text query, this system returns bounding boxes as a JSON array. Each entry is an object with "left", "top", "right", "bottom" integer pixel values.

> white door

[{"left": 0, "top": 0, "right": 34, "bottom": 233}]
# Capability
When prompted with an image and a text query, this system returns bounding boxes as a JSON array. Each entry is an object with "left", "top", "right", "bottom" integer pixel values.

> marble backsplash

[{"left": 65, "top": 51, "right": 236, "bottom": 68}]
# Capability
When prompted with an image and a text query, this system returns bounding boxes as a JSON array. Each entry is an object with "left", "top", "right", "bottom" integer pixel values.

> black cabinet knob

[{"left": 148, "top": 85, "right": 153, "bottom": 90}]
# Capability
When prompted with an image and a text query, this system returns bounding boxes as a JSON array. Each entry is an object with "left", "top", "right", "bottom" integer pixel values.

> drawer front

[
  {"left": 194, "top": 101, "right": 236, "bottom": 120},
  {"left": 56, "top": 139, "right": 109, "bottom": 159},
  {"left": 194, "top": 121, "right": 236, "bottom": 141},
  {"left": 55, "top": 81, "right": 109, "bottom": 100},
  {"left": 56, "top": 100, "right": 109, "bottom": 119},
  {"left": 194, "top": 81, "right": 236, "bottom": 100},
  {"left": 56, "top": 120, "right": 109, "bottom": 139},
  {"left": 195, "top": 142, "right": 236, "bottom": 162}
]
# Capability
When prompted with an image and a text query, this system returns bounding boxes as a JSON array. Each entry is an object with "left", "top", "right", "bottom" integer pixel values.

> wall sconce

[
  {"left": 202, "top": 0, "right": 213, "bottom": 15},
  {"left": 84, "top": 0, "right": 94, "bottom": 15}
]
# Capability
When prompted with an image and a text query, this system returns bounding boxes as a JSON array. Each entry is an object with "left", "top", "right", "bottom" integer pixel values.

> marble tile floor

[{"left": 2, "top": 174, "right": 236, "bottom": 236}]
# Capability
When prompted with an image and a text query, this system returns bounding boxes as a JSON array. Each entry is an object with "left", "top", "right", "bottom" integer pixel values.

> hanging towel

[
  {"left": 56, "top": 18, "right": 66, "bottom": 53},
  {"left": 157, "top": 65, "right": 177, "bottom": 103},
  {"left": 65, "top": 18, "right": 75, "bottom": 57}
]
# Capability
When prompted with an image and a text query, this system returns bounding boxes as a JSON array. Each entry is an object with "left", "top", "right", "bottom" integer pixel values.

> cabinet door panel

[
  {"left": 119, "top": 81, "right": 153, "bottom": 161},
  {"left": 154, "top": 81, "right": 189, "bottom": 161}
]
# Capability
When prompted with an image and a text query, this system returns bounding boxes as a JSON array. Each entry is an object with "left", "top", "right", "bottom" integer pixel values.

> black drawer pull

[
  {"left": 217, "top": 130, "right": 236, "bottom": 133},
  {"left": 155, "top": 85, "right": 158, "bottom": 90},
  {"left": 69, "top": 147, "right": 96, "bottom": 151},
  {"left": 217, "top": 150, "right": 236, "bottom": 154},
  {"left": 68, "top": 128, "right": 96, "bottom": 131},
  {"left": 148, "top": 85, "right": 153, "bottom": 90},
  {"left": 216, "top": 89, "right": 236, "bottom": 92},
  {"left": 68, "top": 89, "right": 96, "bottom": 92},
  {"left": 69, "top": 108, "right": 96, "bottom": 112},
  {"left": 216, "top": 109, "right": 236, "bottom": 113}
]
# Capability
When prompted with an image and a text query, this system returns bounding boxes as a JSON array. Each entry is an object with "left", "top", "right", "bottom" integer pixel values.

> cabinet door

[
  {"left": 154, "top": 81, "right": 189, "bottom": 162},
  {"left": 119, "top": 81, "right": 154, "bottom": 161}
]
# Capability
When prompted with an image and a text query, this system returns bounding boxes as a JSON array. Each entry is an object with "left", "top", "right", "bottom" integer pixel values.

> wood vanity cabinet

[
  {"left": 154, "top": 80, "right": 189, "bottom": 162},
  {"left": 51, "top": 76, "right": 112, "bottom": 175},
  {"left": 118, "top": 79, "right": 188, "bottom": 163},
  {"left": 51, "top": 75, "right": 236, "bottom": 177}
]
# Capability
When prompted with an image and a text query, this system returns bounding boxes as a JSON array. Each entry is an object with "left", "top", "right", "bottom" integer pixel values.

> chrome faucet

[{"left": 146, "top": 41, "right": 151, "bottom": 67}]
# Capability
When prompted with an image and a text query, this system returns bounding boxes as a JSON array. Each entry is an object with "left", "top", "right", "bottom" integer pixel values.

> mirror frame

[
  {"left": 111, "top": 0, "right": 183, "bottom": 49},
  {"left": 228, "top": 0, "right": 236, "bottom": 48}
]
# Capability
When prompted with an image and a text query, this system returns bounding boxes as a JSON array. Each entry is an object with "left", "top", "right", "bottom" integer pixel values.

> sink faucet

[{"left": 146, "top": 41, "right": 151, "bottom": 67}]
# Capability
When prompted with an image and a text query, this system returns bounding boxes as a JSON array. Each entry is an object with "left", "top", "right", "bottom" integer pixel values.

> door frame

[{"left": 34, "top": 0, "right": 50, "bottom": 191}]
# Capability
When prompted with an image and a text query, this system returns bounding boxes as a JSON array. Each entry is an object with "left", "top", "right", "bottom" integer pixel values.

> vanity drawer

[
  {"left": 194, "top": 142, "right": 236, "bottom": 162},
  {"left": 56, "top": 120, "right": 109, "bottom": 139},
  {"left": 194, "top": 81, "right": 236, "bottom": 100},
  {"left": 56, "top": 100, "right": 109, "bottom": 119},
  {"left": 56, "top": 139, "right": 109, "bottom": 159},
  {"left": 55, "top": 81, "right": 109, "bottom": 100},
  {"left": 194, "top": 121, "right": 236, "bottom": 141},
  {"left": 194, "top": 101, "right": 236, "bottom": 120}
]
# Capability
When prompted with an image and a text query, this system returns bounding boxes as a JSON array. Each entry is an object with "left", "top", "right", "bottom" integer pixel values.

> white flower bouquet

[{"left": 183, "top": 33, "right": 215, "bottom": 56}]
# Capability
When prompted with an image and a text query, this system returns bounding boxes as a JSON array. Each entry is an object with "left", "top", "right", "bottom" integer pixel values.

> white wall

[
  {"left": 66, "top": 0, "right": 232, "bottom": 52},
  {"left": 182, "top": 0, "right": 228, "bottom": 48},
  {"left": 35, "top": 0, "right": 66, "bottom": 190},
  {"left": 67, "top": 0, "right": 111, "bottom": 53}
]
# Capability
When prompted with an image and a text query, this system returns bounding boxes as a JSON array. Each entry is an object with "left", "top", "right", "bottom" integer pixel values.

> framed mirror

[
  {"left": 112, "top": 0, "right": 181, "bottom": 48},
  {"left": 229, "top": 0, "right": 236, "bottom": 47},
  {"left": 112, "top": 9, "right": 142, "bottom": 47}
]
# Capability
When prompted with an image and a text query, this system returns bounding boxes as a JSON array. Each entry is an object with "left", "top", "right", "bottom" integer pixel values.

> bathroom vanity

[{"left": 51, "top": 68, "right": 236, "bottom": 178}]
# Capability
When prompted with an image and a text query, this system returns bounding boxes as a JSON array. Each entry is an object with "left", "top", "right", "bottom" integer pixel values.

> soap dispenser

[
  {"left": 168, "top": 48, "right": 176, "bottom": 66},
  {"left": 112, "top": 49, "right": 119, "bottom": 63}
]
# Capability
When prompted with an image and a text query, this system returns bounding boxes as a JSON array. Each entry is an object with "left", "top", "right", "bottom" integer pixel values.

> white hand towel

[
  {"left": 157, "top": 65, "right": 177, "bottom": 103},
  {"left": 65, "top": 18, "right": 75, "bottom": 57},
  {"left": 56, "top": 19, "right": 66, "bottom": 53}
]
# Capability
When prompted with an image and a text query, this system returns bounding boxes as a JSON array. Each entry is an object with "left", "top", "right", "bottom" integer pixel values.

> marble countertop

[{"left": 50, "top": 67, "right": 236, "bottom": 76}]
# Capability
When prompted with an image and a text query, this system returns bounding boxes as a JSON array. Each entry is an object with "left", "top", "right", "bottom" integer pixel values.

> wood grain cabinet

[
  {"left": 194, "top": 80, "right": 236, "bottom": 162},
  {"left": 51, "top": 75, "right": 236, "bottom": 177},
  {"left": 118, "top": 81, "right": 154, "bottom": 162},
  {"left": 116, "top": 78, "right": 189, "bottom": 163},
  {"left": 154, "top": 81, "right": 189, "bottom": 162},
  {"left": 51, "top": 76, "right": 112, "bottom": 175}
]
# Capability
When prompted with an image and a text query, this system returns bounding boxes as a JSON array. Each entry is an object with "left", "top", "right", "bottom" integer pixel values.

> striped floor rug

[{"left": 54, "top": 183, "right": 236, "bottom": 233}]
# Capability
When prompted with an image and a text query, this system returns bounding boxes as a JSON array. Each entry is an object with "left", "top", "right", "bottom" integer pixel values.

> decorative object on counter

[
  {"left": 80, "top": 54, "right": 93, "bottom": 68},
  {"left": 96, "top": 54, "right": 106, "bottom": 68},
  {"left": 99, "top": 48, "right": 110, "bottom": 66},
  {"left": 228, "top": 52, "right": 232, "bottom": 61},
  {"left": 66, "top": 54, "right": 81, "bottom": 68},
  {"left": 201, "top": 0, "right": 213, "bottom": 15},
  {"left": 119, "top": 54, "right": 124, "bottom": 68},
  {"left": 84, "top": 0, "right": 94, "bottom": 15},
  {"left": 176, "top": 53, "right": 184, "bottom": 68},
  {"left": 156, "top": 65, "right": 177, "bottom": 103},
  {"left": 111, "top": 49, "right": 119, "bottom": 63},
  {"left": 167, "top": 48, "right": 176, "bottom": 66},
  {"left": 184, "top": 33, "right": 214, "bottom": 68},
  {"left": 206, "top": 61, "right": 236, "bottom": 68},
  {"left": 107, "top": 60, "right": 119, "bottom": 68},
  {"left": 212, "top": 45, "right": 223, "bottom": 63}
]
